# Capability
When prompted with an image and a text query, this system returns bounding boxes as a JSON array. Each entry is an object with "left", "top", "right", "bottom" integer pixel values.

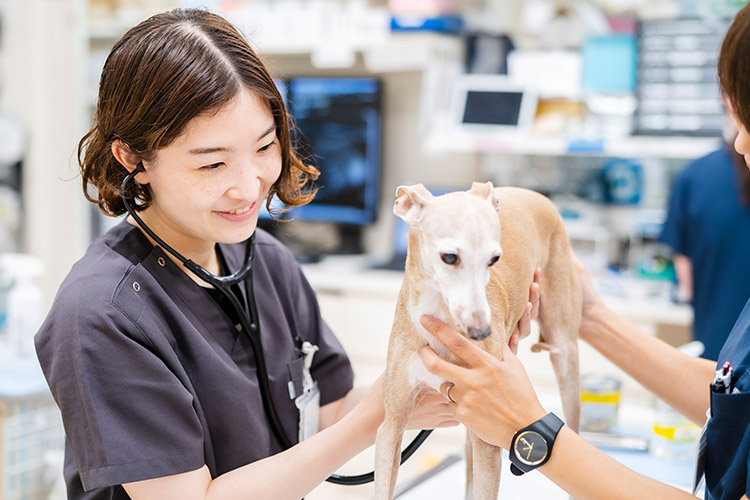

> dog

[{"left": 374, "top": 182, "right": 582, "bottom": 500}]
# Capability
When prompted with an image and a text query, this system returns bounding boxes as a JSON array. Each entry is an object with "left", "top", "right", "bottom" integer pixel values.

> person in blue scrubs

[
  {"left": 661, "top": 107, "right": 750, "bottom": 360},
  {"left": 419, "top": 4, "right": 750, "bottom": 499},
  {"left": 34, "top": 9, "right": 464, "bottom": 499}
]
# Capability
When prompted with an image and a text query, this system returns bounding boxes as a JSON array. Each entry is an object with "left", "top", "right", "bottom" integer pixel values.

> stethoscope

[{"left": 121, "top": 163, "right": 431, "bottom": 485}]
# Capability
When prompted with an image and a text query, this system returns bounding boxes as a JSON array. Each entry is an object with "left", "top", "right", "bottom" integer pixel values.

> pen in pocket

[{"left": 711, "top": 361, "right": 733, "bottom": 394}]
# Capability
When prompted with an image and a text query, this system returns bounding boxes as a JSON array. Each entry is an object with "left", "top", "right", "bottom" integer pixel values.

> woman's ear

[{"left": 111, "top": 140, "right": 150, "bottom": 184}]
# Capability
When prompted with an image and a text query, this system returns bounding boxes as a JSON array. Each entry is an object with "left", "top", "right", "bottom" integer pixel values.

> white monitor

[{"left": 449, "top": 75, "right": 537, "bottom": 134}]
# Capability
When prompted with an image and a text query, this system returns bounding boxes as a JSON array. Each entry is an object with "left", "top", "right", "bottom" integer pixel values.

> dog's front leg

[
  {"left": 374, "top": 357, "right": 421, "bottom": 499},
  {"left": 467, "top": 430, "right": 502, "bottom": 500},
  {"left": 374, "top": 403, "right": 413, "bottom": 500},
  {"left": 465, "top": 429, "right": 475, "bottom": 500}
]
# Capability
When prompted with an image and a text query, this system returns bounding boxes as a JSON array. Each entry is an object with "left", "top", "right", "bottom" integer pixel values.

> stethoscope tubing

[{"left": 120, "top": 164, "right": 432, "bottom": 485}]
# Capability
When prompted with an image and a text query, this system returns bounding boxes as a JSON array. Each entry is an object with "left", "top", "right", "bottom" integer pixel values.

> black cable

[{"left": 326, "top": 429, "right": 433, "bottom": 485}]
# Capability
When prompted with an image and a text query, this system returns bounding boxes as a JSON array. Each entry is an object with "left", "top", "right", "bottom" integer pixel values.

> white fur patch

[
  {"left": 406, "top": 352, "right": 444, "bottom": 392},
  {"left": 407, "top": 287, "right": 444, "bottom": 344},
  {"left": 402, "top": 260, "right": 463, "bottom": 392}
]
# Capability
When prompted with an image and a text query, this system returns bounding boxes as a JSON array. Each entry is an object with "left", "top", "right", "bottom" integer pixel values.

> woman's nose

[{"left": 226, "top": 163, "right": 261, "bottom": 200}]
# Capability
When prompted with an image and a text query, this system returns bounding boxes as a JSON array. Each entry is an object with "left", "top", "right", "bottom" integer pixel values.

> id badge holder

[{"left": 294, "top": 341, "right": 320, "bottom": 442}]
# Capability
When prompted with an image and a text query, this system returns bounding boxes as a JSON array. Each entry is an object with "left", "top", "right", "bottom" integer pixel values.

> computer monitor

[
  {"left": 258, "top": 77, "right": 383, "bottom": 255},
  {"left": 286, "top": 77, "right": 383, "bottom": 226},
  {"left": 449, "top": 74, "right": 537, "bottom": 134}
]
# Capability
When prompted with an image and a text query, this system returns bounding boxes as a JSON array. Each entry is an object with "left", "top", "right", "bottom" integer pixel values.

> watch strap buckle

[{"left": 510, "top": 463, "right": 525, "bottom": 476}]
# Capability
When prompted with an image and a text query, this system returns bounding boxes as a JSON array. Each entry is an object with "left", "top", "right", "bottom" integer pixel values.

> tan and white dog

[{"left": 374, "top": 182, "right": 582, "bottom": 500}]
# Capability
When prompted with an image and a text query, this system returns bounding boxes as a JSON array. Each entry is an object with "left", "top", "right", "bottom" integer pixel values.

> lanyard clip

[{"left": 301, "top": 341, "right": 319, "bottom": 394}]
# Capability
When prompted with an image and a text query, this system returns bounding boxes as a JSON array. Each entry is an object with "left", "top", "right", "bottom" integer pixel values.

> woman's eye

[
  {"left": 441, "top": 253, "right": 459, "bottom": 265},
  {"left": 258, "top": 140, "right": 276, "bottom": 153},
  {"left": 488, "top": 256, "right": 500, "bottom": 267},
  {"left": 200, "top": 162, "right": 223, "bottom": 170}
]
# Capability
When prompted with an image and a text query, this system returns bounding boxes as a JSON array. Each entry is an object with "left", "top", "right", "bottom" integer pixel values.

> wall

[{"left": 2, "top": 0, "right": 90, "bottom": 308}]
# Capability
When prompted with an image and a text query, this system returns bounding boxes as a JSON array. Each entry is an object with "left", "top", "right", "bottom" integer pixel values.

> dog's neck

[{"left": 401, "top": 229, "right": 455, "bottom": 359}]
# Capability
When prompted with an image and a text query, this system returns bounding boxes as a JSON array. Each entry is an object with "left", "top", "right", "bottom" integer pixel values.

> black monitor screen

[
  {"left": 462, "top": 90, "right": 523, "bottom": 126},
  {"left": 285, "top": 77, "right": 382, "bottom": 225}
]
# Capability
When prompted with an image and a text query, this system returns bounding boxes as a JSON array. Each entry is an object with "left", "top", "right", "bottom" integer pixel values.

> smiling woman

[
  {"left": 32, "top": 8, "right": 463, "bottom": 500},
  {"left": 79, "top": 9, "right": 317, "bottom": 220},
  {"left": 110, "top": 89, "right": 282, "bottom": 273}
]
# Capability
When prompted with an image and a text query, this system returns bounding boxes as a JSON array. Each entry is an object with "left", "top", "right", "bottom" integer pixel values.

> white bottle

[{"left": 0, "top": 253, "right": 45, "bottom": 358}]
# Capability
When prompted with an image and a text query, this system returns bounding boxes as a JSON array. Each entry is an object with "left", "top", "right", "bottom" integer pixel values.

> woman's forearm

[
  {"left": 541, "top": 427, "right": 695, "bottom": 500},
  {"left": 207, "top": 404, "right": 379, "bottom": 500},
  {"left": 583, "top": 303, "right": 714, "bottom": 424},
  {"left": 126, "top": 385, "right": 385, "bottom": 500},
  {"left": 319, "top": 382, "right": 378, "bottom": 430}
]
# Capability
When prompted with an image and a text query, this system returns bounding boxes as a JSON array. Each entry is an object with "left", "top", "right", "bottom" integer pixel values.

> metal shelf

[{"left": 424, "top": 132, "right": 721, "bottom": 159}]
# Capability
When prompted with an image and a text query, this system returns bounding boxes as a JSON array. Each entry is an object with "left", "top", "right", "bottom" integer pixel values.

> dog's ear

[
  {"left": 394, "top": 184, "right": 433, "bottom": 225},
  {"left": 469, "top": 181, "right": 501, "bottom": 213}
]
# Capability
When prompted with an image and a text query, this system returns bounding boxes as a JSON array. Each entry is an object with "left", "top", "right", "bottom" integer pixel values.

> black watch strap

[{"left": 509, "top": 412, "right": 565, "bottom": 476}]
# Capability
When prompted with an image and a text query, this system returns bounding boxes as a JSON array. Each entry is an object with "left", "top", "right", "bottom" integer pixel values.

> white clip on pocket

[{"left": 295, "top": 341, "right": 320, "bottom": 442}]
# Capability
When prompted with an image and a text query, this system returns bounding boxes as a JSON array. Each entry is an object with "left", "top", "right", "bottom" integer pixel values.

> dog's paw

[{"left": 530, "top": 342, "right": 561, "bottom": 354}]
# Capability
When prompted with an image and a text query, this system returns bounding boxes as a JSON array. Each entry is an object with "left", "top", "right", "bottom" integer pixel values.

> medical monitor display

[
  {"left": 462, "top": 90, "right": 523, "bottom": 126},
  {"left": 449, "top": 75, "right": 537, "bottom": 134},
  {"left": 285, "top": 77, "right": 382, "bottom": 225}
]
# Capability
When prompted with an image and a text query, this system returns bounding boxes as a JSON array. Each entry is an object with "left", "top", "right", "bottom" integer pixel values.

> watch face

[{"left": 513, "top": 430, "right": 549, "bottom": 466}]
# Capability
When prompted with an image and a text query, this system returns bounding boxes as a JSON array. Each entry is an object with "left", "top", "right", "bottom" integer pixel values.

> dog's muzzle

[{"left": 468, "top": 327, "right": 491, "bottom": 340}]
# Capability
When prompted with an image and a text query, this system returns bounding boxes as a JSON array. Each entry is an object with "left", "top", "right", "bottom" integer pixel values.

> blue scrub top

[
  {"left": 660, "top": 146, "right": 750, "bottom": 360},
  {"left": 706, "top": 298, "right": 750, "bottom": 499}
]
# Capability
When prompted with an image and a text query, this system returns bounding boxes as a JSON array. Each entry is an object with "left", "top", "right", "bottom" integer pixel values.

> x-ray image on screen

[{"left": 286, "top": 77, "right": 382, "bottom": 225}]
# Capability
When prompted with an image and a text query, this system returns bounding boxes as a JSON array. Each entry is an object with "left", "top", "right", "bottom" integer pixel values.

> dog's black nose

[{"left": 468, "top": 327, "right": 491, "bottom": 340}]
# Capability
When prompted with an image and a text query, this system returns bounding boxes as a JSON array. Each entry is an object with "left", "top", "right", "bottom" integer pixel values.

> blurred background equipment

[
  {"left": 0, "top": 114, "right": 24, "bottom": 255},
  {"left": 0, "top": 354, "right": 64, "bottom": 500},
  {"left": 635, "top": 17, "right": 729, "bottom": 136}
]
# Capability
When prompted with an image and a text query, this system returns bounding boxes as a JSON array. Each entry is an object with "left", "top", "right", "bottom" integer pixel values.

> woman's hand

[
  {"left": 509, "top": 267, "right": 541, "bottom": 354},
  {"left": 341, "top": 374, "right": 458, "bottom": 435},
  {"left": 418, "top": 316, "right": 546, "bottom": 449},
  {"left": 569, "top": 249, "right": 607, "bottom": 343},
  {"left": 406, "top": 390, "right": 460, "bottom": 430}
]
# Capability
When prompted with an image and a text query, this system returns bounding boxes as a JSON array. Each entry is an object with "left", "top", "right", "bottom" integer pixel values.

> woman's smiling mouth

[
  {"left": 216, "top": 202, "right": 257, "bottom": 221},
  {"left": 227, "top": 205, "right": 252, "bottom": 215}
]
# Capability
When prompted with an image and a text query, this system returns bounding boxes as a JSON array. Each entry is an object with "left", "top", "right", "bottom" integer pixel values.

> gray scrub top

[{"left": 34, "top": 220, "right": 354, "bottom": 498}]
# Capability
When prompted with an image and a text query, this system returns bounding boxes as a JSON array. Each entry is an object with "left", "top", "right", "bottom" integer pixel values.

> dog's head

[{"left": 394, "top": 182, "right": 502, "bottom": 340}]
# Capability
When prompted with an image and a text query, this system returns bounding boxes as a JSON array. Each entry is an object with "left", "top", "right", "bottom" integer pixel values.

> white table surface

[{"left": 396, "top": 446, "right": 697, "bottom": 500}]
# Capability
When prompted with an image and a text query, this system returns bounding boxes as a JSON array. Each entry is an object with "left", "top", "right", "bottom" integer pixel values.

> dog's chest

[
  {"left": 407, "top": 286, "right": 445, "bottom": 338},
  {"left": 403, "top": 288, "right": 459, "bottom": 390}
]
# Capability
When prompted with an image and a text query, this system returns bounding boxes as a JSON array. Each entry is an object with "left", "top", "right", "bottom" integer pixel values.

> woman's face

[{"left": 139, "top": 88, "right": 282, "bottom": 254}]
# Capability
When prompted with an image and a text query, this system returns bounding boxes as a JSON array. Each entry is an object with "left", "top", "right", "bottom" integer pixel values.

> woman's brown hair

[
  {"left": 79, "top": 8, "right": 317, "bottom": 217},
  {"left": 719, "top": 3, "right": 750, "bottom": 133}
]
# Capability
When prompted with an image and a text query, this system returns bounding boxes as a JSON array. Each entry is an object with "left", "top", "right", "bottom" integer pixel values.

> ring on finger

[{"left": 445, "top": 382, "right": 456, "bottom": 404}]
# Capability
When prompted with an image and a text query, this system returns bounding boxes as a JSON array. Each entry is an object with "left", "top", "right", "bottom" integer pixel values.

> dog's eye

[
  {"left": 441, "top": 253, "right": 459, "bottom": 265},
  {"left": 488, "top": 256, "right": 500, "bottom": 267}
]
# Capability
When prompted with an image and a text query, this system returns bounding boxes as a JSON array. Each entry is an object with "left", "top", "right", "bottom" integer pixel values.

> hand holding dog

[
  {"left": 406, "top": 390, "right": 460, "bottom": 430},
  {"left": 569, "top": 250, "right": 607, "bottom": 344},
  {"left": 509, "top": 267, "right": 541, "bottom": 354},
  {"left": 419, "top": 315, "right": 547, "bottom": 450},
  {"left": 416, "top": 267, "right": 543, "bottom": 446}
]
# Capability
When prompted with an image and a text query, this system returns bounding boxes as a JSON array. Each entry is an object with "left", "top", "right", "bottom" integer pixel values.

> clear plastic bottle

[
  {"left": 580, "top": 372, "right": 622, "bottom": 432},
  {"left": 650, "top": 399, "right": 701, "bottom": 459}
]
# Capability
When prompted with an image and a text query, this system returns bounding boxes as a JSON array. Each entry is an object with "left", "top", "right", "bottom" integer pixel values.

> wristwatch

[{"left": 509, "top": 412, "right": 565, "bottom": 476}]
